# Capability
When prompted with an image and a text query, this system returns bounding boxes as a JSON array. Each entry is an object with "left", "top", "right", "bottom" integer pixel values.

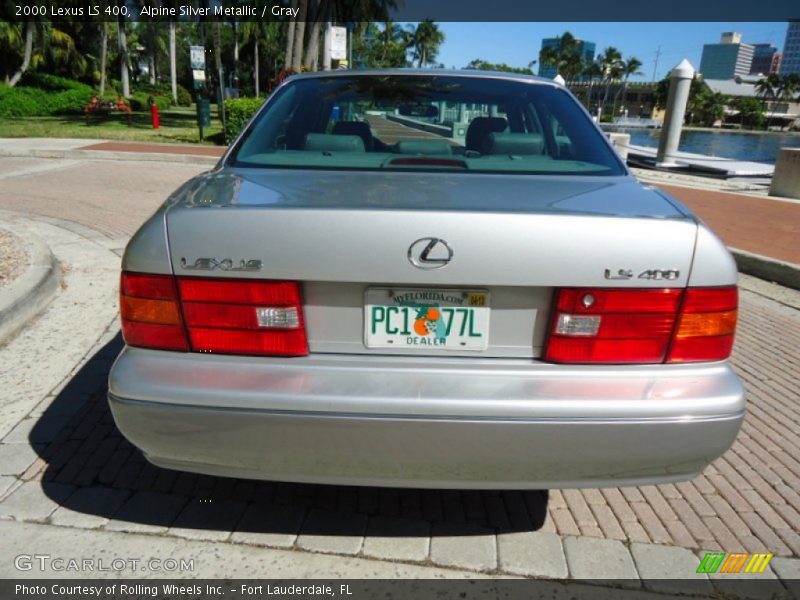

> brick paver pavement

[
  {"left": 659, "top": 184, "right": 800, "bottom": 265},
  {"left": 0, "top": 155, "right": 798, "bottom": 584},
  {"left": 2, "top": 284, "right": 796, "bottom": 562}
]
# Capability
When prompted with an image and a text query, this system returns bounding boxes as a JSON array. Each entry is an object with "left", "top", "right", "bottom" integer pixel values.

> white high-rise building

[{"left": 699, "top": 33, "right": 754, "bottom": 80}]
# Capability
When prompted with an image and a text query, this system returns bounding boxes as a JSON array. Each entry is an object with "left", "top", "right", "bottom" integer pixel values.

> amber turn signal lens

[
  {"left": 120, "top": 296, "right": 182, "bottom": 325},
  {"left": 674, "top": 310, "right": 737, "bottom": 339}
]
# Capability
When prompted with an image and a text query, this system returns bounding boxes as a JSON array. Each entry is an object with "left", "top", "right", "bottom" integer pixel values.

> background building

[
  {"left": 750, "top": 43, "right": 782, "bottom": 75},
  {"left": 538, "top": 37, "right": 596, "bottom": 80},
  {"left": 699, "top": 32, "right": 754, "bottom": 79},
  {"left": 780, "top": 20, "right": 800, "bottom": 75}
]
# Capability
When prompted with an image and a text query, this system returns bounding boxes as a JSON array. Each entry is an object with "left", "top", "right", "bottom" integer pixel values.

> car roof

[{"left": 286, "top": 68, "right": 561, "bottom": 87}]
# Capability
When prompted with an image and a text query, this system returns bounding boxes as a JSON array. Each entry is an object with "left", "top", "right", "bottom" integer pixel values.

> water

[{"left": 617, "top": 129, "right": 800, "bottom": 164}]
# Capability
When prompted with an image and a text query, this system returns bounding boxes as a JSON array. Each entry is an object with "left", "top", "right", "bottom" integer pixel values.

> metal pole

[
  {"left": 348, "top": 28, "right": 353, "bottom": 69},
  {"left": 656, "top": 59, "right": 695, "bottom": 167}
]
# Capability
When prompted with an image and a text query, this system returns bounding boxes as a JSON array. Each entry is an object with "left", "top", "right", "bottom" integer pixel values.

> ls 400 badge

[
  {"left": 605, "top": 268, "right": 680, "bottom": 280},
  {"left": 180, "top": 257, "right": 262, "bottom": 271}
]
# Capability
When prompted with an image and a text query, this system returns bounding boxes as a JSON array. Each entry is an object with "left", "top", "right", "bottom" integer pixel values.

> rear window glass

[{"left": 229, "top": 74, "right": 625, "bottom": 176}]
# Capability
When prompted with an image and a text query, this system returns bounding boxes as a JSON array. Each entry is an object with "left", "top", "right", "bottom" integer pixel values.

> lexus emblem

[{"left": 408, "top": 238, "right": 453, "bottom": 269}]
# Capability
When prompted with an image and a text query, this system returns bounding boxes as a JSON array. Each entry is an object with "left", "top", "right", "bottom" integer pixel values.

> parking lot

[{"left": 0, "top": 155, "right": 798, "bottom": 591}]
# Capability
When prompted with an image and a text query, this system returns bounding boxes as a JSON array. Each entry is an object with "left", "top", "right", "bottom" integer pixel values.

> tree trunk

[
  {"left": 148, "top": 24, "right": 157, "bottom": 84},
  {"left": 8, "top": 21, "right": 34, "bottom": 88},
  {"left": 322, "top": 22, "right": 331, "bottom": 71},
  {"left": 99, "top": 22, "right": 108, "bottom": 96},
  {"left": 284, "top": 0, "right": 298, "bottom": 69},
  {"left": 118, "top": 17, "right": 130, "bottom": 96},
  {"left": 233, "top": 21, "right": 239, "bottom": 77},
  {"left": 292, "top": 0, "right": 308, "bottom": 71},
  {"left": 169, "top": 21, "right": 177, "bottom": 103},
  {"left": 254, "top": 38, "right": 259, "bottom": 97},
  {"left": 303, "top": 0, "right": 326, "bottom": 70},
  {"left": 214, "top": 20, "right": 225, "bottom": 126}
]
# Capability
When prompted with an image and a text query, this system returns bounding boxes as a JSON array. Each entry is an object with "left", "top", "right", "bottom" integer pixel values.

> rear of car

[{"left": 108, "top": 71, "right": 744, "bottom": 489}]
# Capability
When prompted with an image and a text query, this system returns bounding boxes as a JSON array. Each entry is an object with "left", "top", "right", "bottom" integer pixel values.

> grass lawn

[{"left": 0, "top": 106, "right": 225, "bottom": 145}]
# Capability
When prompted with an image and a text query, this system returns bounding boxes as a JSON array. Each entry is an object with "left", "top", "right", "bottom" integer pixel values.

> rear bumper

[{"left": 108, "top": 347, "right": 745, "bottom": 489}]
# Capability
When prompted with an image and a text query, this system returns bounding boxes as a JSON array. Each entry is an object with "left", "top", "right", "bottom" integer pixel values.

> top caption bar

[{"left": 1, "top": 0, "right": 798, "bottom": 22}]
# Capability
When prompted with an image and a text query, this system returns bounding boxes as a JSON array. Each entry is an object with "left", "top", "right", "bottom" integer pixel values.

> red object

[
  {"left": 544, "top": 286, "right": 737, "bottom": 364},
  {"left": 119, "top": 272, "right": 309, "bottom": 357},
  {"left": 120, "top": 273, "right": 188, "bottom": 351},
  {"left": 177, "top": 277, "right": 308, "bottom": 356},
  {"left": 150, "top": 103, "right": 160, "bottom": 129}
]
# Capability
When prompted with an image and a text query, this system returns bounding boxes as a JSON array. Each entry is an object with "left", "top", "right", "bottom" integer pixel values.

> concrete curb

[
  {"left": 0, "top": 147, "right": 219, "bottom": 166},
  {"left": 731, "top": 248, "right": 800, "bottom": 292},
  {"left": 0, "top": 220, "right": 61, "bottom": 345}
]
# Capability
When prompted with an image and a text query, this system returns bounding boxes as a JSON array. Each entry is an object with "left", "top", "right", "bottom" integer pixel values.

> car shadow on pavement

[{"left": 31, "top": 333, "right": 549, "bottom": 539}]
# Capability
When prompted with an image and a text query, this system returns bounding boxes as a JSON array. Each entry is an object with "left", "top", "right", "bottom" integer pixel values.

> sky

[{"left": 432, "top": 22, "right": 789, "bottom": 81}]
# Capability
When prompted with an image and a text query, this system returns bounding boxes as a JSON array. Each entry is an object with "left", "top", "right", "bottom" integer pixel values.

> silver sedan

[{"left": 108, "top": 70, "right": 744, "bottom": 489}]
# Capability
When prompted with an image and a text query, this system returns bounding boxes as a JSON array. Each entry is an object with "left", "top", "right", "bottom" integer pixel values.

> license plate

[{"left": 365, "top": 288, "right": 490, "bottom": 351}]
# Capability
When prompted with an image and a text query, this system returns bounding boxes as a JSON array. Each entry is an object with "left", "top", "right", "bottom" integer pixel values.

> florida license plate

[{"left": 365, "top": 288, "right": 490, "bottom": 351}]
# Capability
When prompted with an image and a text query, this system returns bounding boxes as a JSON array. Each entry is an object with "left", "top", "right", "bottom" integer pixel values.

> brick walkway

[
  {"left": 659, "top": 185, "right": 800, "bottom": 265},
  {"left": 0, "top": 156, "right": 798, "bottom": 588},
  {"left": 1, "top": 281, "right": 798, "bottom": 569}
]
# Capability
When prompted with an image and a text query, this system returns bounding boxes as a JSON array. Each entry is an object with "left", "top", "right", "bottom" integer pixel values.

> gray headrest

[
  {"left": 332, "top": 121, "right": 373, "bottom": 150},
  {"left": 395, "top": 140, "right": 453, "bottom": 155},
  {"left": 304, "top": 133, "right": 365, "bottom": 152},
  {"left": 487, "top": 133, "right": 545, "bottom": 155}
]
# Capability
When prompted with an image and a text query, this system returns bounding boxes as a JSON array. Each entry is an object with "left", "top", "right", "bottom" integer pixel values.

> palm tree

[
  {"left": 612, "top": 56, "right": 643, "bottom": 116},
  {"left": 303, "top": 0, "right": 331, "bottom": 69},
  {"left": 99, "top": 22, "right": 108, "bottom": 96},
  {"left": 539, "top": 32, "right": 584, "bottom": 81},
  {"left": 118, "top": 16, "right": 130, "bottom": 96},
  {"left": 168, "top": 20, "right": 177, "bottom": 102},
  {"left": 291, "top": 0, "right": 308, "bottom": 70},
  {"left": 284, "top": 0, "right": 298, "bottom": 69},
  {"left": 756, "top": 73, "right": 781, "bottom": 128},
  {"left": 581, "top": 60, "right": 603, "bottom": 107},
  {"left": 7, "top": 20, "right": 34, "bottom": 87},
  {"left": 380, "top": 21, "right": 410, "bottom": 66},
  {"left": 409, "top": 20, "right": 444, "bottom": 68},
  {"left": 597, "top": 46, "right": 623, "bottom": 112}
]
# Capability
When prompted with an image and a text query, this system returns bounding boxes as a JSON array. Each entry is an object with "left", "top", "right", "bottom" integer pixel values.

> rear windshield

[{"left": 229, "top": 74, "right": 625, "bottom": 176}]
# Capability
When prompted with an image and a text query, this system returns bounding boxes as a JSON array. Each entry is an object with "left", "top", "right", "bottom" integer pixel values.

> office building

[
  {"left": 780, "top": 20, "right": 800, "bottom": 75},
  {"left": 699, "top": 32, "right": 754, "bottom": 80},
  {"left": 750, "top": 44, "right": 782, "bottom": 75}
]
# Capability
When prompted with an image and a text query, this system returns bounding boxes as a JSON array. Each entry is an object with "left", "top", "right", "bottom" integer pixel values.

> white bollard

[{"left": 656, "top": 59, "right": 695, "bottom": 167}]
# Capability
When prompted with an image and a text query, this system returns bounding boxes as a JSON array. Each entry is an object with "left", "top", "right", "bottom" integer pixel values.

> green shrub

[
  {"left": 19, "top": 72, "right": 88, "bottom": 92},
  {"left": 0, "top": 74, "right": 93, "bottom": 117},
  {"left": 128, "top": 93, "right": 172, "bottom": 112},
  {"left": 224, "top": 97, "right": 264, "bottom": 141},
  {"left": 176, "top": 84, "right": 192, "bottom": 106},
  {"left": 0, "top": 87, "right": 46, "bottom": 117}
]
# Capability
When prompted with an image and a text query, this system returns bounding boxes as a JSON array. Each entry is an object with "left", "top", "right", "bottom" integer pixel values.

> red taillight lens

[
  {"left": 120, "top": 272, "right": 188, "bottom": 351},
  {"left": 177, "top": 277, "right": 308, "bottom": 357},
  {"left": 120, "top": 273, "right": 309, "bottom": 357},
  {"left": 544, "top": 286, "right": 737, "bottom": 365}
]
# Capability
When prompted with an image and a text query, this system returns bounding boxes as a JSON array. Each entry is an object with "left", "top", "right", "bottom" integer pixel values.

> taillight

[
  {"left": 544, "top": 286, "right": 737, "bottom": 364},
  {"left": 120, "top": 273, "right": 309, "bottom": 357},
  {"left": 178, "top": 277, "right": 308, "bottom": 356},
  {"left": 666, "top": 287, "right": 737, "bottom": 363},
  {"left": 120, "top": 272, "right": 188, "bottom": 351}
]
